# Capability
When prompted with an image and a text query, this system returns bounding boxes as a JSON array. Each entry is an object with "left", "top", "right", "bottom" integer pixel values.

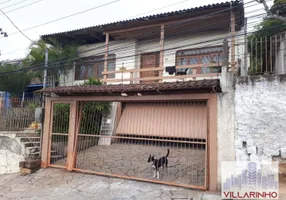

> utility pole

[
  {"left": 40, "top": 47, "right": 48, "bottom": 158},
  {"left": 242, "top": 18, "right": 248, "bottom": 76},
  {"left": 42, "top": 48, "right": 48, "bottom": 108}
]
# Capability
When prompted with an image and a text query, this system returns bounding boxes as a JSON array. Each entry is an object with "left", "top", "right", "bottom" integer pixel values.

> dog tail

[{"left": 166, "top": 149, "right": 170, "bottom": 157}]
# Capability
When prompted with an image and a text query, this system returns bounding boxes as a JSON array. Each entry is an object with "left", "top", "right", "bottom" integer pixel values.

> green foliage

[
  {"left": 27, "top": 39, "right": 78, "bottom": 81},
  {"left": 81, "top": 78, "right": 102, "bottom": 86},
  {"left": 80, "top": 78, "right": 109, "bottom": 134},
  {"left": 0, "top": 63, "right": 33, "bottom": 96},
  {"left": 0, "top": 39, "right": 78, "bottom": 96},
  {"left": 52, "top": 103, "right": 70, "bottom": 133},
  {"left": 52, "top": 78, "right": 110, "bottom": 135}
]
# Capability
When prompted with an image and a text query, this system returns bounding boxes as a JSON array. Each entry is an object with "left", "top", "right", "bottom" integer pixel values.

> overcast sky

[{"left": 0, "top": 0, "right": 272, "bottom": 61}]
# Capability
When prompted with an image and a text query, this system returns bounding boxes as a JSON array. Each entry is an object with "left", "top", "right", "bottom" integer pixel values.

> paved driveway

[
  {"left": 0, "top": 168, "right": 220, "bottom": 200},
  {"left": 0, "top": 168, "right": 285, "bottom": 200}
]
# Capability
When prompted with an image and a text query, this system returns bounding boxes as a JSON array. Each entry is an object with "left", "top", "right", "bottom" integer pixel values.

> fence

[
  {"left": 48, "top": 100, "right": 208, "bottom": 189},
  {"left": 246, "top": 31, "right": 286, "bottom": 75},
  {"left": 0, "top": 97, "right": 42, "bottom": 131}
]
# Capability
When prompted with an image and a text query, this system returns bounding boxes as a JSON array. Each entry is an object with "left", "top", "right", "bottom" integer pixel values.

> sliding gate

[{"left": 46, "top": 100, "right": 210, "bottom": 190}]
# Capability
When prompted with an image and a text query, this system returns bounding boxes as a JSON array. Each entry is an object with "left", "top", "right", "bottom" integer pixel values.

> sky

[{"left": 0, "top": 0, "right": 273, "bottom": 61}]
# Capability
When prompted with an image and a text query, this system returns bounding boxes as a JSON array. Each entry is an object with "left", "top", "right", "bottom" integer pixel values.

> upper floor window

[
  {"left": 75, "top": 54, "right": 116, "bottom": 81},
  {"left": 176, "top": 46, "right": 223, "bottom": 74}
]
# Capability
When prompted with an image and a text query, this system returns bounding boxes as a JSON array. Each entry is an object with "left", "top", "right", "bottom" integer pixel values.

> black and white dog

[{"left": 147, "top": 149, "right": 169, "bottom": 179}]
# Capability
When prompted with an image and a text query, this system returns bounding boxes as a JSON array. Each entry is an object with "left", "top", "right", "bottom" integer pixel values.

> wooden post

[
  {"left": 208, "top": 94, "right": 218, "bottom": 191},
  {"left": 72, "top": 102, "right": 84, "bottom": 168},
  {"left": 103, "top": 33, "right": 109, "bottom": 83},
  {"left": 159, "top": 24, "right": 164, "bottom": 83},
  {"left": 230, "top": 9, "right": 236, "bottom": 73},
  {"left": 130, "top": 72, "right": 133, "bottom": 84},
  {"left": 66, "top": 100, "right": 78, "bottom": 171},
  {"left": 41, "top": 98, "right": 52, "bottom": 168}
]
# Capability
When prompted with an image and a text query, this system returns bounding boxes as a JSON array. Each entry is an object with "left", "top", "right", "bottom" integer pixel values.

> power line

[
  {"left": 0, "top": 0, "right": 260, "bottom": 58},
  {"left": 0, "top": 21, "right": 283, "bottom": 78},
  {"left": 122, "top": 0, "right": 190, "bottom": 20},
  {"left": 1, "top": 0, "right": 120, "bottom": 37},
  {"left": 0, "top": 4, "right": 265, "bottom": 71},
  {"left": 0, "top": 0, "right": 13, "bottom": 5},
  {"left": 0, "top": 8, "right": 34, "bottom": 42},
  {"left": 1, "top": 0, "right": 31, "bottom": 10},
  {"left": 1, "top": 0, "right": 44, "bottom": 15}
]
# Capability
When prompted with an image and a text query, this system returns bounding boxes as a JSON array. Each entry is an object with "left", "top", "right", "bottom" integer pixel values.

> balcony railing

[{"left": 101, "top": 64, "right": 222, "bottom": 83}]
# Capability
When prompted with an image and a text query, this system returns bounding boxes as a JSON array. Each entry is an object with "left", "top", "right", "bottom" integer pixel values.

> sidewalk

[
  {"left": 0, "top": 168, "right": 220, "bottom": 200},
  {"left": 0, "top": 168, "right": 285, "bottom": 200}
]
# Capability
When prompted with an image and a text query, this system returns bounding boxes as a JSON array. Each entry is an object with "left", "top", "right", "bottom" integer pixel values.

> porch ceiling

[{"left": 36, "top": 79, "right": 221, "bottom": 96}]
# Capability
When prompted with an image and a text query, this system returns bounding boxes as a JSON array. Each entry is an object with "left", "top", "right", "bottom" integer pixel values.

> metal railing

[
  {"left": 0, "top": 97, "right": 41, "bottom": 131},
  {"left": 247, "top": 31, "right": 286, "bottom": 75}
]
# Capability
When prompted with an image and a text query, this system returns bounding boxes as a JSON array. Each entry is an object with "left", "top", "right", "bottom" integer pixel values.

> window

[
  {"left": 176, "top": 46, "right": 223, "bottom": 74},
  {"left": 75, "top": 55, "right": 116, "bottom": 80}
]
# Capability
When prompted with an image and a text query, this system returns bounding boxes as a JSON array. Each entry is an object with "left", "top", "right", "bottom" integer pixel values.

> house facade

[
  {"left": 42, "top": 0, "right": 245, "bottom": 86},
  {"left": 39, "top": 1, "right": 246, "bottom": 192}
]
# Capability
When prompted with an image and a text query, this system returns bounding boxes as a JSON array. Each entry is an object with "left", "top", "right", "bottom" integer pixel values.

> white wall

[
  {"left": 0, "top": 133, "right": 26, "bottom": 174},
  {"left": 60, "top": 39, "right": 137, "bottom": 86},
  {"left": 235, "top": 75, "right": 286, "bottom": 162},
  {"left": 216, "top": 72, "right": 236, "bottom": 190},
  {"left": 59, "top": 30, "right": 243, "bottom": 86}
]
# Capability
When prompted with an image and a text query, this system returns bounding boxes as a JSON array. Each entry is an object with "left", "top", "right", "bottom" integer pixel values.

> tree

[
  {"left": 26, "top": 39, "right": 78, "bottom": 82},
  {"left": 0, "top": 62, "right": 32, "bottom": 96}
]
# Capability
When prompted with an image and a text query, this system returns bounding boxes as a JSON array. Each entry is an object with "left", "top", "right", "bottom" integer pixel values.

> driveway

[{"left": 0, "top": 168, "right": 221, "bottom": 200}]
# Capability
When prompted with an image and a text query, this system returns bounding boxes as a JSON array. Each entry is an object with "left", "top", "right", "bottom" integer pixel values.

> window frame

[
  {"left": 176, "top": 46, "right": 223, "bottom": 74},
  {"left": 74, "top": 54, "right": 116, "bottom": 81}
]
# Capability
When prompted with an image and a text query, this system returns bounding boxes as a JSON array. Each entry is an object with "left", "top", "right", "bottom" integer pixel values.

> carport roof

[{"left": 36, "top": 79, "right": 221, "bottom": 96}]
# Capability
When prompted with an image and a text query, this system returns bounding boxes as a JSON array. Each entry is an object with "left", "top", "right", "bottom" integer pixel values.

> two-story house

[{"left": 39, "top": 0, "right": 245, "bottom": 192}]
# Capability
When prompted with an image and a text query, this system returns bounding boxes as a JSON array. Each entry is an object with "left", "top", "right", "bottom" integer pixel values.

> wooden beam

[
  {"left": 103, "top": 73, "right": 221, "bottom": 83},
  {"left": 231, "top": 10, "right": 236, "bottom": 73},
  {"left": 159, "top": 24, "right": 164, "bottom": 83},
  {"left": 208, "top": 94, "right": 218, "bottom": 191},
  {"left": 66, "top": 101, "right": 78, "bottom": 171},
  {"left": 48, "top": 93, "right": 212, "bottom": 102},
  {"left": 103, "top": 33, "right": 109, "bottom": 83},
  {"left": 102, "top": 67, "right": 164, "bottom": 75},
  {"left": 41, "top": 98, "right": 52, "bottom": 168}
]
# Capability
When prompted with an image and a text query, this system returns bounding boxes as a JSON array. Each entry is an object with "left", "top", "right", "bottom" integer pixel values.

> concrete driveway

[
  {"left": 0, "top": 168, "right": 285, "bottom": 200},
  {"left": 0, "top": 168, "right": 221, "bottom": 200}
]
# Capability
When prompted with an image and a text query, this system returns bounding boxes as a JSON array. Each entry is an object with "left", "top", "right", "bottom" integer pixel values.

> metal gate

[
  {"left": 71, "top": 101, "right": 208, "bottom": 190},
  {"left": 48, "top": 102, "right": 70, "bottom": 168}
]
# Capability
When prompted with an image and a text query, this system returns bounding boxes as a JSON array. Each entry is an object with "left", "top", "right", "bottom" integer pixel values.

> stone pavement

[{"left": 0, "top": 168, "right": 220, "bottom": 200}]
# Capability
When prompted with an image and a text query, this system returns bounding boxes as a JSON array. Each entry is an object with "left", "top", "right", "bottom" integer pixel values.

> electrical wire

[
  {"left": 0, "top": 0, "right": 13, "bottom": 5},
  {"left": 0, "top": 21, "right": 284, "bottom": 78},
  {"left": 1, "top": 0, "right": 120, "bottom": 37},
  {"left": 122, "top": 0, "right": 191, "bottom": 20},
  {"left": 1, "top": 0, "right": 44, "bottom": 15},
  {"left": 0, "top": 0, "right": 262, "bottom": 58},
  {"left": 0, "top": 8, "right": 34, "bottom": 42},
  {"left": 1, "top": 0, "right": 31, "bottom": 10},
  {"left": 0, "top": 10, "right": 267, "bottom": 73}
]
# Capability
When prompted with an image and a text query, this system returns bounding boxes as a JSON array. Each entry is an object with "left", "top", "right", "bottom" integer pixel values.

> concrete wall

[
  {"left": 216, "top": 72, "right": 236, "bottom": 190},
  {"left": 235, "top": 75, "right": 286, "bottom": 162},
  {"left": 0, "top": 133, "right": 26, "bottom": 174}
]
